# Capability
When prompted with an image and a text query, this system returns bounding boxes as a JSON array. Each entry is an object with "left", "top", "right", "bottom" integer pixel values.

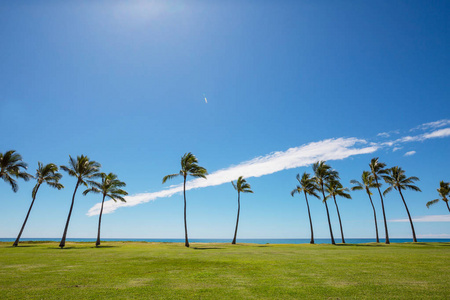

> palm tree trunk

[
  {"left": 398, "top": 189, "right": 417, "bottom": 242},
  {"left": 367, "top": 190, "right": 380, "bottom": 243},
  {"left": 96, "top": 194, "right": 106, "bottom": 247},
  {"left": 304, "top": 191, "right": 314, "bottom": 244},
  {"left": 322, "top": 186, "right": 335, "bottom": 245},
  {"left": 375, "top": 177, "right": 390, "bottom": 244},
  {"left": 446, "top": 201, "right": 450, "bottom": 213},
  {"left": 59, "top": 180, "right": 80, "bottom": 248},
  {"left": 232, "top": 191, "right": 240, "bottom": 244},
  {"left": 183, "top": 176, "right": 189, "bottom": 248},
  {"left": 13, "top": 184, "right": 41, "bottom": 247},
  {"left": 333, "top": 195, "right": 345, "bottom": 244}
]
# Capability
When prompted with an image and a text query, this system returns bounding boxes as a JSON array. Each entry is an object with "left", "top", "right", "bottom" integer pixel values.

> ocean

[{"left": 1, "top": 238, "right": 449, "bottom": 244}]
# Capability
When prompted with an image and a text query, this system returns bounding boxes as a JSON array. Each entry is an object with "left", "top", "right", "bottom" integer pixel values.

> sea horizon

[{"left": 1, "top": 238, "right": 449, "bottom": 244}]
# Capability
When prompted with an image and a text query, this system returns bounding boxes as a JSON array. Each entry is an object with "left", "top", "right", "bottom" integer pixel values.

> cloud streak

[
  {"left": 389, "top": 215, "right": 450, "bottom": 223},
  {"left": 87, "top": 138, "right": 377, "bottom": 216},
  {"left": 87, "top": 122, "right": 450, "bottom": 217},
  {"left": 411, "top": 119, "right": 450, "bottom": 131},
  {"left": 404, "top": 151, "right": 416, "bottom": 156}
]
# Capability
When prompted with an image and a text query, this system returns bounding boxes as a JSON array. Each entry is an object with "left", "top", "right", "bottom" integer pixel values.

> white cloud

[
  {"left": 422, "top": 128, "right": 450, "bottom": 139},
  {"left": 390, "top": 215, "right": 450, "bottom": 223},
  {"left": 411, "top": 119, "right": 450, "bottom": 131},
  {"left": 404, "top": 151, "right": 416, "bottom": 156},
  {"left": 87, "top": 137, "right": 378, "bottom": 216},
  {"left": 377, "top": 132, "right": 390, "bottom": 138},
  {"left": 417, "top": 233, "right": 450, "bottom": 238},
  {"left": 87, "top": 121, "right": 450, "bottom": 217},
  {"left": 377, "top": 130, "right": 399, "bottom": 138},
  {"left": 392, "top": 147, "right": 402, "bottom": 152},
  {"left": 386, "top": 127, "right": 450, "bottom": 146}
]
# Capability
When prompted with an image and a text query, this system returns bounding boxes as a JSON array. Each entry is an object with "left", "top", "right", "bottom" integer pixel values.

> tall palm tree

[
  {"left": 383, "top": 166, "right": 421, "bottom": 242},
  {"left": 13, "top": 163, "right": 64, "bottom": 247},
  {"left": 231, "top": 176, "right": 253, "bottom": 244},
  {"left": 351, "top": 171, "right": 380, "bottom": 243},
  {"left": 325, "top": 179, "right": 351, "bottom": 244},
  {"left": 162, "top": 152, "right": 207, "bottom": 248},
  {"left": 369, "top": 157, "right": 390, "bottom": 244},
  {"left": 0, "top": 150, "right": 32, "bottom": 192},
  {"left": 291, "top": 172, "right": 319, "bottom": 244},
  {"left": 312, "top": 161, "right": 339, "bottom": 245},
  {"left": 59, "top": 155, "right": 101, "bottom": 248},
  {"left": 83, "top": 173, "right": 127, "bottom": 247},
  {"left": 426, "top": 181, "right": 450, "bottom": 213}
]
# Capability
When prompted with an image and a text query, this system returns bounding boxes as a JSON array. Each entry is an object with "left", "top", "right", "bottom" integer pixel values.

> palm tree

[
  {"left": 312, "top": 161, "right": 339, "bottom": 245},
  {"left": 426, "top": 181, "right": 450, "bottom": 213},
  {"left": 162, "top": 152, "right": 207, "bottom": 248},
  {"left": 369, "top": 157, "right": 390, "bottom": 244},
  {"left": 0, "top": 150, "right": 32, "bottom": 192},
  {"left": 13, "top": 163, "right": 64, "bottom": 247},
  {"left": 291, "top": 172, "right": 319, "bottom": 244},
  {"left": 231, "top": 176, "right": 253, "bottom": 244},
  {"left": 83, "top": 173, "right": 127, "bottom": 247},
  {"left": 59, "top": 155, "right": 101, "bottom": 248},
  {"left": 325, "top": 179, "right": 351, "bottom": 244},
  {"left": 351, "top": 171, "right": 380, "bottom": 243},
  {"left": 383, "top": 166, "right": 421, "bottom": 242}
]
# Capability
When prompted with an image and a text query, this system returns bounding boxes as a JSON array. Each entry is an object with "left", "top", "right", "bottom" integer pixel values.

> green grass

[{"left": 0, "top": 241, "right": 449, "bottom": 299}]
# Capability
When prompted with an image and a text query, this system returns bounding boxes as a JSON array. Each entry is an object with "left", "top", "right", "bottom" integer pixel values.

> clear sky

[{"left": 1, "top": 1, "right": 449, "bottom": 240}]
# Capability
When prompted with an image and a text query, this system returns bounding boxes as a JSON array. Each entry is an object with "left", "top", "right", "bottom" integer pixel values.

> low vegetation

[{"left": 0, "top": 242, "right": 448, "bottom": 299}]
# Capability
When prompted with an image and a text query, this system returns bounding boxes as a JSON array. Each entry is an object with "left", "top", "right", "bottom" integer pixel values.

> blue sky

[{"left": 1, "top": 1, "right": 449, "bottom": 240}]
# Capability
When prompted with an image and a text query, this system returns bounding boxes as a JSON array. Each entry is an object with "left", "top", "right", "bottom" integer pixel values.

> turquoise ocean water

[{"left": 1, "top": 238, "right": 449, "bottom": 244}]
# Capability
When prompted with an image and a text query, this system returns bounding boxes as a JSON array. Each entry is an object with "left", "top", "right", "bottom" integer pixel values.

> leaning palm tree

[
  {"left": 312, "top": 161, "right": 339, "bottom": 245},
  {"left": 162, "top": 152, "right": 207, "bottom": 248},
  {"left": 231, "top": 176, "right": 253, "bottom": 244},
  {"left": 0, "top": 150, "right": 32, "bottom": 192},
  {"left": 13, "top": 163, "right": 64, "bottom": 247},
  {"left": 383, "top": 166, "right": 421, "bottom": 242},
  {"left": 369, "top": 157, "right": 390, "bottom": 244},
  {"left": 291, "top": 172, "right": 319, "bottom": 244},
  {"left": 59, "top": 155, "right": 101, "bottom": 248},
  {"left": 83, "top": 173, "right": 128, "bottom": 247},
  {"left": 426, "top": 181, "right": 450, "bottom": 213},
  {"left": 325, "top": 179, "right": 351, "bottom": 244},
  {"left": 351, "top": 171, "right": 380, "bottom": 243}
]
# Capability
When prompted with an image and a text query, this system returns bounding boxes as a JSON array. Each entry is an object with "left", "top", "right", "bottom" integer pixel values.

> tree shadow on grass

[
  {"left": 335, "top": 243, "right": 388, "bottom": 247},
  {"left": 46, "top": 246, "right": 87, "bottom": 250},
  {"left": 335, "top": 242, "right": 450, "bottom": 247},
  {"left": 192, "top": 247, "right": 225, "bottom": 250}
]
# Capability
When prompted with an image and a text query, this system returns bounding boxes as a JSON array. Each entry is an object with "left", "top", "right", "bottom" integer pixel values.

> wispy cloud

[
  {"left": 417, "top": 233, "right": 450, "bottom": 238},
  {"left": 87, "top": 121, "right": 450, "bottom": 216},
  {"left": 390, "top": 215, "right": 450, "bottom": 223},
  {"left": 385, "top": 127, "right": 450, "bottom": 146},
  {"left": 411, "top": 119, "right": 450, "bottom": 131},
  {"left": 377, "top": 130, "right": 399, "bottom": 138},
  {"left": 87, "top": 138, "right": 378, "bottom": 216},
  {"left": 392, "top": 147, "right": 402, "bottom": 152},
  {"left": 404, "top": 151, "right": 416, "bottom": 156}
]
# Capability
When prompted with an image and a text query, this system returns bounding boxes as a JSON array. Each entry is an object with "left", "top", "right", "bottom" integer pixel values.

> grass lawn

[{"left": 0, "top": 241, "right": 449, "bottom": 299}]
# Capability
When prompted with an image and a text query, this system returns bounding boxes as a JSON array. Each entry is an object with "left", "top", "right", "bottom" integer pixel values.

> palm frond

[
  {"left": 426, "top": 199, "right": 439, "bottom": 208},
  {"left": 83, "top": 187, "right": 101, "bottom": 196},
  {"left": 383, "top": 186, "right": 393, "bottom": 196},
  {"left": 47, "top": 182, "right": 64, "bottom": 190},
  {"left": 404, "top": 184, "right": 421, "bottom": 192},
  {"left": 31, "top": 183, "right": 40, "bottom": 199},
  {"left": 162, "top": 173, "right": 179, "bottom": 184}
]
